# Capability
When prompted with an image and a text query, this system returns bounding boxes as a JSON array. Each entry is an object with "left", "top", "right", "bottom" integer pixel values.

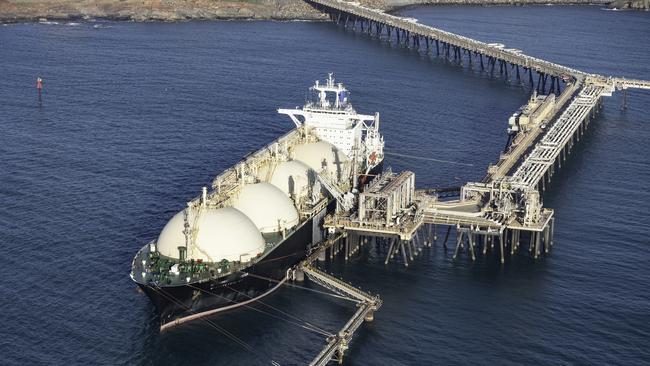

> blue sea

[{"left": 1, "top": 5, "right": 649, "bottom": 365}]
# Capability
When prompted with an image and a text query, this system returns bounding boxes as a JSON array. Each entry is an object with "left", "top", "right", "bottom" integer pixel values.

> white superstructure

[{"left": 278, "top": 74, "right": 384, "bottom": 175}]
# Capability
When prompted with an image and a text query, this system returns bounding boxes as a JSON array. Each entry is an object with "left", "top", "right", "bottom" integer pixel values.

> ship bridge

[
  {"left": 278, "top": 74, "right": 384, "bottom": 170},
  {"left": 306, "top": 72, "right": 352, "bottom": 112}
]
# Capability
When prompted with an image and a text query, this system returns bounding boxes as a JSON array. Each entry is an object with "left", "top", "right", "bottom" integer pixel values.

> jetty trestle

[
  {"left": 309, "top": 0, "right": 650, "bottom": 100},
  {"left": 310, "top": 0, "right": 586, "bottom": 94}
]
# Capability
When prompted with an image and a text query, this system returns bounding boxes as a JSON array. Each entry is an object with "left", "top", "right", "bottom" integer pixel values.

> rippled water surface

[{"left": 1, "top": 5, "right": 649, "bottom": 365}]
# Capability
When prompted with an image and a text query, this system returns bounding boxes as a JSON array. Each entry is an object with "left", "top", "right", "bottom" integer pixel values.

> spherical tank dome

[
  {"left": 156, "top": 207, "right": 266, "bottom": 262},
  {"left": 292, "top": 141, "right": 348, "bottom": 181},
  {"left": 233, "top": 183, "right": 300, "bottom": 233},
  {"left": 263, "top": 160, "right": 315, "bottom": 199}
]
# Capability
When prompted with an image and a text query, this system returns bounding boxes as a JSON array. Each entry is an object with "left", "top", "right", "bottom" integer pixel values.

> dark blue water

[{"left": 1, "top": 5, "right": 649, "bottom": 365}]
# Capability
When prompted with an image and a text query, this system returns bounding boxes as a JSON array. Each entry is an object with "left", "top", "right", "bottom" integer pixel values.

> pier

[
  {"left": 306, "top": 0, "right": 650, "bottom": 94},
  {"left": 309, "top": 0, "right": 584, "bottom": 90},
  {"left": 294, "top": 1, "right": 650, "bottom": 363}
]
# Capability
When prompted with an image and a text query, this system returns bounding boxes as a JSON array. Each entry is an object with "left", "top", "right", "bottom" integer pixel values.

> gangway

[
  {"left": 296, "top": 241, "right": 382, "bottom": 366},
  {"left": 316, "top": 169, "right": 354, "bottom": 212}
]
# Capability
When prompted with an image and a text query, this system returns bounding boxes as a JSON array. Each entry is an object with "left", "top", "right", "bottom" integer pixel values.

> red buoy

[{"left": 36, "top": 77, "right": 43, "bottom": 104}]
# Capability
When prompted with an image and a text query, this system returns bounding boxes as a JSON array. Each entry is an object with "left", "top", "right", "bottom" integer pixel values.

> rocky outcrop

[
  {"left": 607, "top": 0, "right": 649, "bottom": 9},
  {"left": 0, "top": 0, "right": 328, "bottom": 22},
  {"left": 0, "top": 0, "right": 638, "bottom": 23}
]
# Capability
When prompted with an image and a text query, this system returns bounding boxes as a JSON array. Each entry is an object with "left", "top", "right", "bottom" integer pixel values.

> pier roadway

[
  {"left": 422, "top": 210, "right": 503, "bottom": 230},
  {"left": 588, "top": 76, "right": 650, "bottom": 91}
]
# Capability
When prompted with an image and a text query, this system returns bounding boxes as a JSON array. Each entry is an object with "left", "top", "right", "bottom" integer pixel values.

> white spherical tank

[
  {"left": 292, "top": 141, "right": 349, "bottom": 182},
  {"left": 233, "top": 183, "right": 300, "bottom": 233},
  {"left": 156, "top": 207, "right": 266, "bottom": 262},
  {"left": 258, "top": 160, "right": 315, "bottom": 200}
]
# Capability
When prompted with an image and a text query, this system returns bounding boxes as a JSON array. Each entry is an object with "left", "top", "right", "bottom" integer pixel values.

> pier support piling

[
  {"left": 401, "top": 240, "right": 409, "bottom": 267},
  {"left": 453, "top": 229, "right": 463, "bottom": 260},
  {"left": 442, "top": 226, "right": 451, "bottom": 249},
  {"left": 468, "top": 231, "right": 476, "bottom": 261},
  {"left": 499, "top": 231, "right": 505, "bottom": 264}
]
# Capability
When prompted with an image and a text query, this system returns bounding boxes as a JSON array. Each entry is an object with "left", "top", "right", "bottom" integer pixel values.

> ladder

[{"left": 315, "top": 169, "right": 353, "bottom": 212}]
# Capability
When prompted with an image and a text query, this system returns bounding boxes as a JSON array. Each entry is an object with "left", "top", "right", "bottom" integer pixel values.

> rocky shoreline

[
  {"left": 0, "top": 0, "right": 642, "bottom": 24},
  {"left": 606, "top": 0, "right": 649, "bottom": 9},
  {"left": 0, "top": 0, "right": 328, "bottom": 23}
]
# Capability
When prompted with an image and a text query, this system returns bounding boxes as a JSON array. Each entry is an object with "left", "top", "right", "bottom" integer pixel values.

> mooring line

[
  {"left": 245, "top": 272, "right": 359, "bottom": 303},
  {"left": 150, "top": 286, "right": 255, "bottom": 354},
  {"left": 187, "top": 283, "right": 333, "bottom": 337}
]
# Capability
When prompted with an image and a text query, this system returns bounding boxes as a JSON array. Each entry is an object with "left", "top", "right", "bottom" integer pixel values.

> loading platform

[{"left": 322, "top": 76, "right": 601, "bottom": 265}]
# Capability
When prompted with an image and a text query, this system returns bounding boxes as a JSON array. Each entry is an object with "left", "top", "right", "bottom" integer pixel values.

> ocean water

[{"left": 1, "top": 5, "right": 649, "bottom": 365}]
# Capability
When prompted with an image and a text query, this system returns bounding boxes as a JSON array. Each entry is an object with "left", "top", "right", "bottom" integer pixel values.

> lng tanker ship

[{"left": 130, "top": 74, "right": 384, "bottom": 330}]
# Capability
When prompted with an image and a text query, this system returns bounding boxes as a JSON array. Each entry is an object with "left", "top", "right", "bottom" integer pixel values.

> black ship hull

[
  {"left": 138, "top": 204, "right": 321, "bottom": 330},
  {"left": 138, "top": 162, "right": 383, "bottom": 330}
]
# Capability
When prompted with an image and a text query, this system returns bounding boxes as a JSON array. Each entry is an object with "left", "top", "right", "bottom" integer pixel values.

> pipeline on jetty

[{"left": 291, "top": 1, "right": 650, "bottom": 364}]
